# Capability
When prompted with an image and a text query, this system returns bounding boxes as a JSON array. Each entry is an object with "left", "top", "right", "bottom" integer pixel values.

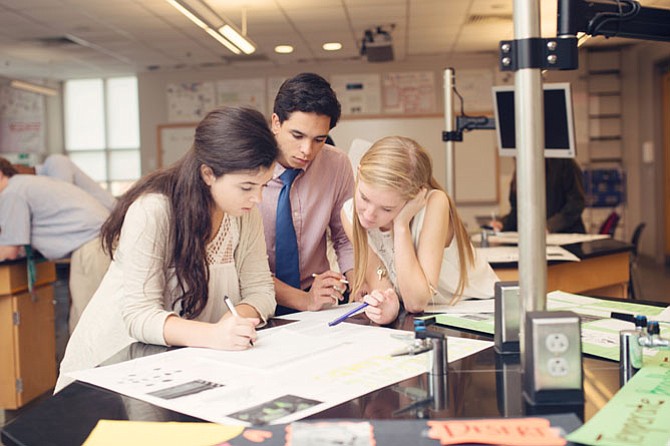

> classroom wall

[
  {"left": 136, "top": 53, "right": 512, "bottom": 232},
  {"left": 2, "top": 46, "right": 664, "bottom": 258},
  {"left": 626, "top": 42, "right": 670, "bottom": 261}
]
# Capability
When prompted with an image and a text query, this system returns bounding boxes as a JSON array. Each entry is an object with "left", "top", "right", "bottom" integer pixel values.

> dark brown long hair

[{"left": 101, "top": 107, "right": 277, "bottom": 318}]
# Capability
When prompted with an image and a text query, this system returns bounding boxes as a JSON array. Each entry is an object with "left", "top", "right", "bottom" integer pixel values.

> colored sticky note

[
  {"left": 427, "top": 418, "right": 566, "bottom": 446},
  {"left": 82, "top": 420, "right": 245, "bottom": 446}
]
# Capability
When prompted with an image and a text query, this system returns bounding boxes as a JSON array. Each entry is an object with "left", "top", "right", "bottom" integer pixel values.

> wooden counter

[{"left": 0, "top": 259, "right": 57, "bottom": 409}]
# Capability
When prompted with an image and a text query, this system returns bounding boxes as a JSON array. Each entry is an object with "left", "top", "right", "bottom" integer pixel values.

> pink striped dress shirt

[{"left": 259, "top": 144, "right": 355, "bottom": 290}]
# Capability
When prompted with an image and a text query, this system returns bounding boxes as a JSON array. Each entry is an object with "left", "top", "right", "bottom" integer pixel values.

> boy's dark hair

[
  {"left": 0, "top": 157, "right": 18, "bottom": 177},
  {"left": 273, "top": 73, "right": 341, "bottom": 129}
]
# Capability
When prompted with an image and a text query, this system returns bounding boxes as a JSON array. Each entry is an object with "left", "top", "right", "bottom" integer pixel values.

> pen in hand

[
  {"left": 223, "top": 295, "right": 254, "bottom": 346},
  {"left": 327, "top": 302, "right": 369, "bottom": 327}
]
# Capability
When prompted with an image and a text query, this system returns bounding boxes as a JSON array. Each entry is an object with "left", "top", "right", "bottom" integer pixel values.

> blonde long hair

[{"left": 352, "top": 136, "right": 474, "bottom": 305}]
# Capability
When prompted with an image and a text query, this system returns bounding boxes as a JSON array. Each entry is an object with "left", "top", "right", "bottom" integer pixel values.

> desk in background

[
  {"left": 1, "top": 314, "right": 620, "bottom": 446},
  {"left": 0, "top": 258, "right": 57, "bottom": 409},
  {"left": 491, "top": 238, "right": 632, "bottom": 299}
]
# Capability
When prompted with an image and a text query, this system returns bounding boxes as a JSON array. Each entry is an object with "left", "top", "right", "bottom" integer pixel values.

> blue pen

[{"left": 327, "top": 302, "right": 369, "bottom": 327}]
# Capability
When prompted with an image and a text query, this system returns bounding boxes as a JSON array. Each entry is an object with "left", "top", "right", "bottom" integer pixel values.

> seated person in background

[
  {"left": 13, "top": 154, "right": 117, "bottom": 211},
  {"left": 260, "top": 73, "right": 355, "bottom": 315},
  {"left": 491, "top": 158, "right": 586, "bottom": 234},
  {"left": 56, "top": 107, "right": 277, "bottom": 392},
  {"left": 341, "top": 136, "right": 499, "bottom": 325},
  {"left": 0, "top": 157, "right": 111, "bottom": 333}
]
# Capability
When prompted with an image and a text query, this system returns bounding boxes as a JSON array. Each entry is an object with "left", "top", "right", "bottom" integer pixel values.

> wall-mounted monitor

[{"left": 492, "top": 82, "right": 576, "bottom": 159}]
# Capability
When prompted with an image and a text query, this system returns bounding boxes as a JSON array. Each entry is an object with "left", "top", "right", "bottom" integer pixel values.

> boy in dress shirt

[{"left": 259, "top": 73, "right": 355, "bottom": 315}]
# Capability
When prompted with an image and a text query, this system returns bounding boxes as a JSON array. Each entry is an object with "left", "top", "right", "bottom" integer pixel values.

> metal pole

[
  {"left": 444, "top": 68, "right": 455, "bottom": 197},
  {"left": 514, "top": 0, "right": 547, "bottom": 356}
]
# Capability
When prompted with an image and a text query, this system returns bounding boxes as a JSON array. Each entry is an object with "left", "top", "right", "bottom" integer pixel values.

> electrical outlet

[
  {"left": 547, "top": 357, "right": 569, "bottom": 377},
  {"left": 545, "top": 333, "right": 569, "bottom": 354},
  {"left": 494, "top": 281, "right": 520, "bottom": 354},
  {"left": 524, "top": 311, "right": 584, "bottom": 405}
]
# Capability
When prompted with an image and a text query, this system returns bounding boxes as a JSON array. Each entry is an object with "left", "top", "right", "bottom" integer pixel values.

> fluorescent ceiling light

[
  {"left": 219, "top": 24, "right": 255, "bottom": 54},
  {"left": 166, "top": 0, "right": 255, "bottom": 55},
  {"left": 206, "top": 27, "right": 241, "bottom": 54},
  {"left": 322, "top": 42, "right": 342, "bottom": 51},
  {"left": 274, "top": 45, "right": 294, "bottom": 54},
  {"left": 166, "top": 0, "right": 208, "bottom": 29},
  {"left": 10, "top": 80, "right": 58, "bottom": 96}
]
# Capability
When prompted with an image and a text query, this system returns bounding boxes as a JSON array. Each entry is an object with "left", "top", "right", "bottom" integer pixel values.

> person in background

[
  {"left": 341, "top": 136, "right": 499, "bottom": 325},
  {"left": 259, "top": 73, "right": 355, "bottom": 315},
  {"left": 56, "top": 107, "right": 277, "bottom": 392},
  {"left": 13, "top": 154, "right": 117, "bottom": 211},
  {"left": 490, "top": 158, "right": 586, "bottom": 234},
  {"left": 0, "top": 157, "right": 111, "bottom": 333}
]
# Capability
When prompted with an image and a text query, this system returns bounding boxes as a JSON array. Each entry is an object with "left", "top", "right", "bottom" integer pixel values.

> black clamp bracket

[
  {"left": 498, "top": 37, "right": 578, "bottom": 72},
  {"left": 442, "top": 116, "right": 496, "bottom": 142}
]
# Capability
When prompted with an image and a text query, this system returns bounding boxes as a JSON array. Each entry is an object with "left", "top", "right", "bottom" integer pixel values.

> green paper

[
  {"left": 433, "top": 313, "right": 494, "bottom": 334},
  {"left": 431, "top": 292, "right": 669, "bottom": 363},
  {"left": 566, "top": 365, "right": 670, "bottom": 445}
]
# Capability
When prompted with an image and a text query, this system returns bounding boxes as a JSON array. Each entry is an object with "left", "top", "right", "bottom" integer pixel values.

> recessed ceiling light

[
  {"left": 322, "top": 42, "right": 342, "bottom": 51},
  {"left": 274, "top": 45, "right": 294, "bottom": 54}
]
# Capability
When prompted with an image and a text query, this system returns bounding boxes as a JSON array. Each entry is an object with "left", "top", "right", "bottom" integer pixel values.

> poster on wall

[
  {"left": 382, "top": 71, "right": 436, "bottom": 114},
  {"left": 0, "top": 86, "right": 45, "bottom": 153},
  {"left": 215, "top": 79, "right": 267, "bottom": 115},
  {"left": 452, "top": 69, "right": 494, "bottom": 113},
  {"left": 166, "top": 82, "right": 216, "bottom": 123},
  {"left": 330, "top": 74, "right": 382, "bottom": 115}
]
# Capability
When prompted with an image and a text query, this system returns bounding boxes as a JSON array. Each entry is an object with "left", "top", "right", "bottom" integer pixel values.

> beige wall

[
  {"left": 131, "top": 45, "right": 668, "bottom": 259},
  {"left": 625, "top": 43, "right": 670, "bottom": 260}
]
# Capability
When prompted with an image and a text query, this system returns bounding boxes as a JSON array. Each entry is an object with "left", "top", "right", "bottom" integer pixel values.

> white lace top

[{"left": 343, "top": 195, "right": 499, "bottom": 304}]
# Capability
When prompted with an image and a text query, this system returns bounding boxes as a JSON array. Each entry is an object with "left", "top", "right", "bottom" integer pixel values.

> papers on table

[
  {"left": 566, "top": 366, "right": 670, "bottom": 446},
  {"left": 274, "top": 302, "right": 367, "bottom": 323},
  {"left": 70, "top": 320, "right": 493, "bottom": 426},
  {"left": 471, "top": 232, "right": 610, "bottom": 246},
  {"left": 83, "top": 420, "right": 244, "bottom": 446},
  {"left": 476, "top": 245, "right": 580, "bottom": 263},
  {"left": 429, "top": 290, "right": 670, "bottom": 363}
]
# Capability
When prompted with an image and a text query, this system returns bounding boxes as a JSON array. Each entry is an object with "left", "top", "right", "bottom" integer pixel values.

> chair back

[
  {"left": 630, "top": 223, "right": 646, "bottom": 257},
  {"left": 598, "top": 211, "right": 620, "bottom": 236}
]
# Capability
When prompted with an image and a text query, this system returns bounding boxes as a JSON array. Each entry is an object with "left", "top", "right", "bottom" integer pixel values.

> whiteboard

[
  {"left": 330, "top": 115, "right": 498, "bottom": 204},
  {"left": 157, "top": 124, "right": 197, "bottom": 167}
]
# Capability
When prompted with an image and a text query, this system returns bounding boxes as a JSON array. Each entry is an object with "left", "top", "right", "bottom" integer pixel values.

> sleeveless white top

[{"left": 343, "top": 195, "right": 499, "bottom": 305}]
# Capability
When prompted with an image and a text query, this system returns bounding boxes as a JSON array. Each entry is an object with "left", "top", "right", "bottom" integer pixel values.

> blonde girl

[{"left": 341, "top": 136, "right": 499, "bottom": 324}]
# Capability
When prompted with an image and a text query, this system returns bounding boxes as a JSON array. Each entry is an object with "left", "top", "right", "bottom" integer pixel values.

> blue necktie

[{"left": 275, "top": 168, "right": 301, "bottom": 289}]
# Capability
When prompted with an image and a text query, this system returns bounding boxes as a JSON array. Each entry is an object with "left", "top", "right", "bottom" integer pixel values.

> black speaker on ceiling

[{"left": 361, "top": 26, "right": 394, "bottom": 63}]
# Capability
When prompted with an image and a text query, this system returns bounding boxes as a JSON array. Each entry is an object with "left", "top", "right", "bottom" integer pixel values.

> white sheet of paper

[
  {"left": 274, "top": 302, "right": 366, "bottom": 324},
  {"left": 69, "top": 322, "right": 493, "bottom": 426},
  {"left": 471, "top": 232, "right": 610, "bottom": 246},
  {"left": 476, "top": 245, "right": 579, "bottom": 263}
]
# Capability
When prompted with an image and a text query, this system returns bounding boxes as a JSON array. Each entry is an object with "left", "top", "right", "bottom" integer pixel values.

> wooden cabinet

[{"left": 0, "top": 260, "right": 57, "bottom": 409}]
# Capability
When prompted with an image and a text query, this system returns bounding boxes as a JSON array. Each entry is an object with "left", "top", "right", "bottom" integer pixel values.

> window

[{"left": 64, "top": 77, "right": 141, "bottom": 196}]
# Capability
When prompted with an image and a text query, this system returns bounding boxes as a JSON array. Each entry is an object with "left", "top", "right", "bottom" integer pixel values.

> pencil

[
  {"left": 223, "top": 295, "right": 254, "bottom": 346},
  {"left": 327, "top": 302, "right": 369, "bottom": 327}
]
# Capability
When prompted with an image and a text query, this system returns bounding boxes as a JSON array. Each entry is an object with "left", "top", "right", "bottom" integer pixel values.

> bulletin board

[
  {"left": 157, "top": 123, "right": 197, "bottom": 168},
  {"left": 330, "top": 115, "right": 499, "bottom": 204},
  {"left": 0, "top": 86, "right": 45, "bottom": 153}
]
